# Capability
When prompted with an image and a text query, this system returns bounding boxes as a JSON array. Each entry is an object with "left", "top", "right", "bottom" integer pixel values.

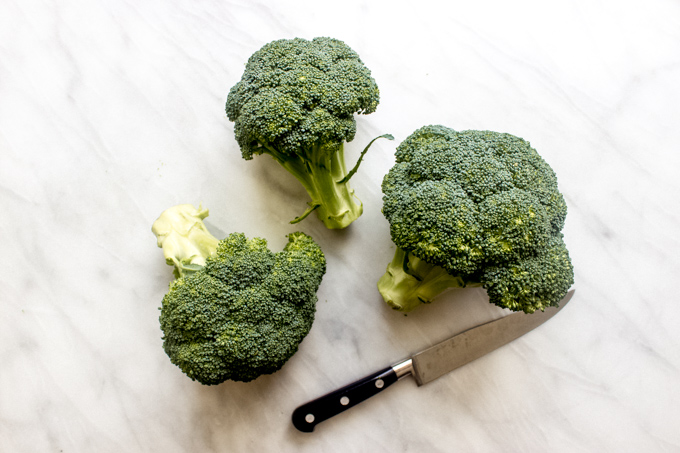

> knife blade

[{"left": 292, "top": 289, "right": 574, "bottom": 432}]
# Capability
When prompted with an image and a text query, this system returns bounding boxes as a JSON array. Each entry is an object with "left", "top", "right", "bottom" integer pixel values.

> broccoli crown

[
  {"left": 381, "top": 125, "right": 573, "bottom": 312},
  {"left": 159, "top": 232, "right": 326, "bottom": 384},
  {"left": 226, "top": 37, "right": 380, "bottom": 160}
]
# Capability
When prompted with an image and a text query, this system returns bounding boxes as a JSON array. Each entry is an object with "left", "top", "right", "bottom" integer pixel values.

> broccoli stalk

[
  {"left": 267, "top": 135, "right": 393, "bottom": 226},
  {"left": 226, "top": 37, "right": 391, "bottom": 229},
  {"left": 378, "top": 247, "right": 482, "bottom": 312},
  {"left": 264, "top": 140, "right": 359, "bottom": 225},
  {"left": 151, "top": 204, "right": 218, "bottom": 278}
]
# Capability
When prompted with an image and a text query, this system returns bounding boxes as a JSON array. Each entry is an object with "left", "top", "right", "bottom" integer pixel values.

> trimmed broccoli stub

[
  {"left": 226, "top": 37, "right": 390, "bottom": 229},
  {"left": 377, "top": 247, "right": 483, "bottom": 309},
  {"left": 152, "top": 205, "right": 326, "bottom": 384},
  {"left": 379, "top": 126, "right": 573, "bottom": 313},
  {"left": 151, "top": 204, "right": 219, "bottom": 278}
]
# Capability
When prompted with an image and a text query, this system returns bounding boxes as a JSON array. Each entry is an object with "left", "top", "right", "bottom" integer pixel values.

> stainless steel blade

[{"left": 411, "top": 289, "right": 574, "bottom": 385}]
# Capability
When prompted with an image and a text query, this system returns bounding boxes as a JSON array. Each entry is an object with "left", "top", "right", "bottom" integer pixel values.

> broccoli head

[
  {"left": 226, "top": 37, "right": 391, "bottom": 229},
  {"left": 378, "top": 125, "right": 573, "bottom": 313},
  {"left": 152, "top": 204, "right": 326, "bottom": 384}
]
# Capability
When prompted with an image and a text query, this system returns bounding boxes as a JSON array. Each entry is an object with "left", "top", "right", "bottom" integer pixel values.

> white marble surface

[{"left": 2, "top": 0, "right": 679, "bottom": 451}]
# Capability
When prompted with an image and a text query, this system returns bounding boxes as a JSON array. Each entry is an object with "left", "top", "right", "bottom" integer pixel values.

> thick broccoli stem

[
  {"left": 152, "top": 204, "right": 219, "bottom": 278},
  {"left": 378, "top": 247, "right": 481, "bottom": 312},
  {"left": 269, "top": 143, "right": 362, "bottom": 229}
]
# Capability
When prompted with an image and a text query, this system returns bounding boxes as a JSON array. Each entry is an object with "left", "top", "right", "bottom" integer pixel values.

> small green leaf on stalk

[
  {"left": 338, "top": 134, "right": 394, "bottom": 184},
  {"left": 290, "top": 203, "right": 321, "bottom": 224}
]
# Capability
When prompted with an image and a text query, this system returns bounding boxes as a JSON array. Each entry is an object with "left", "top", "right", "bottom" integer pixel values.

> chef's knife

[{"left": 292, "top": 289, "right": 574, "bottom": 432}]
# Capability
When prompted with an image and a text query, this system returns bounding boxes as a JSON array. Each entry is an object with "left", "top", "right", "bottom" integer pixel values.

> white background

[{"left": 2, "top": 0, "right": 679, "bottom": 451}]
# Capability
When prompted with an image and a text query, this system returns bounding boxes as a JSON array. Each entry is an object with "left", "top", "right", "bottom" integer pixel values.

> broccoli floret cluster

[
  {"left": 379, "top": 125, "right": 573, "bottom": 313},
  {"left": 226, "top": 37, "right": 388, "bottom": 229},
  {"left": 153, "top": 205, "right": 326, "bottom": 384}
]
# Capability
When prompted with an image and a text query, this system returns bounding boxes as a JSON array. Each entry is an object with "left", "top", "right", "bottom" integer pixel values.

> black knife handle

[{"left": 292, "top": 366, "right": 398, "bottom": 432}]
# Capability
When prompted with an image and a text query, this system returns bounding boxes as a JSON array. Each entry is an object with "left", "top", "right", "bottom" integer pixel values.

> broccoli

[
  {"left": 152, "top": 204, "right": 326, "bottom": 384},
  {"left": 226, "top": 37, "right": 392, "bottom": 229},
  {"left": 378, "top": 125, "right": 574, "bottom": 313}
]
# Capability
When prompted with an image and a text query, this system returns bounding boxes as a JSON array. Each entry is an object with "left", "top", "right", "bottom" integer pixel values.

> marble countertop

[{"left": 2, "top": 0, "right": 679, "bottom": 451}]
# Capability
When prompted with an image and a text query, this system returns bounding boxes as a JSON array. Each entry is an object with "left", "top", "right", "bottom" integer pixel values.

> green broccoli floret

[
  {"left": 378, "top": 125, "right": 573, "bottom": 313},
  {"left": 226, "top": 37, "right": 392, "bottom": 229},
  {"left": 152, "top": 204, "right": 326, "bottom": 384}
]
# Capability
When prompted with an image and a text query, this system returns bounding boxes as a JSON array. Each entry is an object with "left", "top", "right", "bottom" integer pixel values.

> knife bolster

[{"left": 391, "top": 359, "right": 414, "bottom": 380}]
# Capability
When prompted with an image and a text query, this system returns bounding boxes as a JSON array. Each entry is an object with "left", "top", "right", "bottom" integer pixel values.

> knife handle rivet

[
  {"left": 375, "top": 379, "right": 384, "bottom": 389},
  {"left": 340, "top": 396, "right": 350, "bottom": 406},
  {"left": 305, "top": 413, "right": 315, "bottom": 423}
]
